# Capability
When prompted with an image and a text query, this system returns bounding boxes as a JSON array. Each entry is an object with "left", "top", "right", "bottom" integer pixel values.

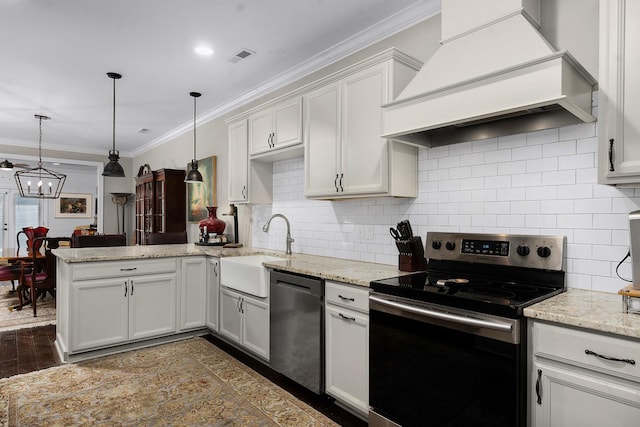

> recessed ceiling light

[{"left": 194, "top": 46, "right": 214, "bottom": 56}]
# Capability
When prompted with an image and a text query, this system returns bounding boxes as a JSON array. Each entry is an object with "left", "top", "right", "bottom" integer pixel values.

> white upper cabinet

[
  {"left": 599, "top": 0, "right": 640, "bottom": 184},
  {"left": 249, "top": 97, "right": 303, "bottom": 158},
  {"left": 228, "top": 119, "right": 249, "bottom": 203},
  {"left": 304, "top": 50, "right": 421, "bottom": 199}
]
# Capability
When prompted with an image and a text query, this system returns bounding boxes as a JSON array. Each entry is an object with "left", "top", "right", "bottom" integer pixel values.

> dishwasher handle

[{"left": 270, "top": 270, "right": 324, "bottom": 297}]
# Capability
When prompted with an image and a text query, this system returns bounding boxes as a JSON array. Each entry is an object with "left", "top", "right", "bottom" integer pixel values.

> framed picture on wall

[
  {"left": 54, "top": 193, "right": 93, "bottom": 218},
  {"left": 187, "top": 156, "right": 217, "bottom": 222}
]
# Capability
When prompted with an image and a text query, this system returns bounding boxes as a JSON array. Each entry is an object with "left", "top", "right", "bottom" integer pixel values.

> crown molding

[{"left": 131, "top": 0, "right": 440, "bottom": 157}]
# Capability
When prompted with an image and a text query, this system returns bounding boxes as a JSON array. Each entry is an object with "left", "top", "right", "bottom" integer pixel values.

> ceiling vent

[{"left": 230, "top": 49, "right": 255, "bottom": 63}]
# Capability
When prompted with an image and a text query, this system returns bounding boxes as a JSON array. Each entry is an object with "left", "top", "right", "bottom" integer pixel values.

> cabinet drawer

[
  {"left": 534, "top": 321, "right": 640, "bottom": 382},
  {"left": 72, "top": 258, "right": 178, "bottom": 281},
  {"left": 325, "top": 281, "right": 369, "bottom": 313}
]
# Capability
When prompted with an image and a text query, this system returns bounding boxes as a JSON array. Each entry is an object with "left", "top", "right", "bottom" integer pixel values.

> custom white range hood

[{"left": 382, "top": 0, "right": 596, "bottom": 147}]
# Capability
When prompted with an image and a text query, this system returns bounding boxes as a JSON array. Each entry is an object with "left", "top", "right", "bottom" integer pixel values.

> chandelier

[{"left": 14, "top": 115, "right": 66, "bottom": 199}]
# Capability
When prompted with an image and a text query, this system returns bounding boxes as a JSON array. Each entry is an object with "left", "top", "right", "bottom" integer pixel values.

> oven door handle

[{"left": 369, "top": 295, "right": 513, "bottom": 333}]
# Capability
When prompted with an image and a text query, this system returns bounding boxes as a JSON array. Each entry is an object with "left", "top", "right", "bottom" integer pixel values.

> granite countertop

[
  {"left": 524, "top": 288, "right": 640, "bottom": 340},
  {"left": 52, "top": 244, "right": 409, "bottom": 287}
]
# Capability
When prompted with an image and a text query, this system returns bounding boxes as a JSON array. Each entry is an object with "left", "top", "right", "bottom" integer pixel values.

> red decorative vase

[{"left": 199, "top": 206, "right": 226, "bottom": 235}]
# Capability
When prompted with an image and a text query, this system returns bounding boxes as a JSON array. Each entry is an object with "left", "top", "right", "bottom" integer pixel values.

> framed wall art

[
  {"left": 187, "top": 156, "right": 217, "bottom": 222},
  {"left": 54, "top": 193, "right": 93, "bottom": 218}
]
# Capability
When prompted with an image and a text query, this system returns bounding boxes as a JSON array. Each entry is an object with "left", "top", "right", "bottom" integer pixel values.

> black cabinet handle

[
  {"left": 338, "top": 313, "right": 356, "bottom": 322},
  {"left": 131, "top": 280, "right": 134, "bottom": 295},
  {"left": 536, "top": 369, "right": 542, "bottom": 405},
  {"left": 338, "top": 294, "right": 355, "bottom": 302},
  {"left": 124, "top": 281, "right": 128, "bottom": 297},
  {"left": 339, "top": 173, "right": 344, "bottom": 192},
  {"left": 241, "top": 185, "right": 246, "bottom": 199},
  {"left": 213, "top": 263, "right": 218, "bottom": 276},
  {"left": 609, "top": 138, "right": 615, "bottom": 172},
  {"left": 585, "top": 349, "right": 636, "bottom": 365},
  {"left": 334, "top": 174, "right": 339, "bottom": 192}
]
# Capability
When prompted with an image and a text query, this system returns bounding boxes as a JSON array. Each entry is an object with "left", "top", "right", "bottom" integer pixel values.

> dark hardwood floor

[
  {"left": 0, "top": 327, "right": 366, "bottom": 427},
  {"left": 0, "top": 324, "right": 59, "bottom": 378}
]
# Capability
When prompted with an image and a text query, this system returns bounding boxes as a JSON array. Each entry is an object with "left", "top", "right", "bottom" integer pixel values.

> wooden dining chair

[{"left": 17, "top": 236, "right": 71, "bottom": 317}]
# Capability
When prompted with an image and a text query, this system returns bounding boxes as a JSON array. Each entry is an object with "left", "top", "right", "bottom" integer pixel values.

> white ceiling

[{"left": 0, "top": 0, "right": 439, "bottom": 159}]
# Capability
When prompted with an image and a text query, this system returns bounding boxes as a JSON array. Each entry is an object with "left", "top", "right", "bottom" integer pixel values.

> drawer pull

[
  {"left": 585, "top": 349, "right": 636, "bottom": 365},
  {"left": 338, "top": 294, "right": 355, "bottom": 302},
  {"left": 120, "top": 267, "right": 137, "bottom": 271},
  {"left": 536, "top": 369, "right": 542, "bottom": 405},
  {"left": 609, "top": 138, "right": 615, "bottom": 172},
  {"left": 338, "top": 313, "right": 356, "bottom": 322}
]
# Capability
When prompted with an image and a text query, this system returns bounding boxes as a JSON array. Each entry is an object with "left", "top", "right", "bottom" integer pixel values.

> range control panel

[{"left": 425, "top": 232, "right": 564, "bottom": 271}]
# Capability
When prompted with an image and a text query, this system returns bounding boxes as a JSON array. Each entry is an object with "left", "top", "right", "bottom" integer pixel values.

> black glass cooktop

[{"left": 370, "top": 271, "right": 564, "bottom": 318}]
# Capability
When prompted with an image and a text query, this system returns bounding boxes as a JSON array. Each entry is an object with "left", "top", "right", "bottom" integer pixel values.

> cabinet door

[
  {"left": 219, "top": 287, "right": 242, "bottom": 344},
  {"left": 179, "top": 257, "right": 207, "bottom": 330},
  {"left": 242, "top": 295, "right": 270, "bottom": 360},
  {"left": 228, "top": 120, "right": 249, "bottom": 203},
  {"left": 341, "top": 64, "right": 389, "bottom": 195},
  {"left": 532, "top": 361, "right": 640, "bottom": 427},
  {"left": 599, "top": 0, "right": 640, "bottom": 184},
  {"left": 206, "top": 257, "right": 220, "bottom": 332},
  {"left": 325, "top": 304, "right": 369, "bottom": 415},
  {"left": 129, "top": 273, "right": 177, "bottom": 340},
  {"left": 304, "top": 82, "right": 340, "bottom": 197},
  {"left": 249, "top": 110, "right": 273, "bottom": 155},
  {"left": 273, "top": 97, "right": 302, "bottom": 148},
  {"left": 71, "top": 277, "right": 129, "bottom": 352}
]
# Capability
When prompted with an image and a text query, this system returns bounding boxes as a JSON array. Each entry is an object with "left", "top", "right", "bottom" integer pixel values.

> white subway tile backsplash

[
  {"left": 542, "top": 140, "right": 576, "bottom": 158},
  {"left": 498, "top": 133, "right": 527, "bottom": 149},
  {"left": 559, "top": 122, "right": 596, "bottom": 141},
  {"left": 527, "top": 128, "right": 559, "bottom": 145},
  {"left": 526, "top": 157, "right": 558, "bottom": 172},
  {"left": 542, "top": 170, "right": 575, "bottom": 186},
  {"left": 253, "top": 123, "right": 635, "bottom": 293},
  {"left": 558, "top": 153, "right": 595, "bottom": 170}
]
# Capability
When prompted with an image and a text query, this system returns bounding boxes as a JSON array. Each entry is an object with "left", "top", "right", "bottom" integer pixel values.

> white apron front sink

[{"left": 220, "top": 255, "right": 285, "bottom": 297}]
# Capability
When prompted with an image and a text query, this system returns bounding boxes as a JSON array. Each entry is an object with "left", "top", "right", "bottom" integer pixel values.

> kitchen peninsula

[{"left": 52, "top": 244, "right": 406, "bottom": 364}]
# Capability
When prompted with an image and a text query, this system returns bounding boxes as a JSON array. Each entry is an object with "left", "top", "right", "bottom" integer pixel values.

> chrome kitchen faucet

[{"left": 262, "top": 214, "right": 294, "bottom": 255}]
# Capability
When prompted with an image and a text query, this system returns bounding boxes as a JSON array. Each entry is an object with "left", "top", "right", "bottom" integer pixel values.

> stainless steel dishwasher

[{"left": 269, "top": 270, "right": 324, "bottom": 394}]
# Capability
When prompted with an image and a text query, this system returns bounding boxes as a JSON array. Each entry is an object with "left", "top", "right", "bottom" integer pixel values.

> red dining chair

[{"left": 17, "top": 236, "right": 70, "bottom": 316}]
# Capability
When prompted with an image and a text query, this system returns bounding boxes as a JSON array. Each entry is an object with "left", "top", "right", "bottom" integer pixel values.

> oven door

[{"left": 369, "top": 293, "right": 526, "bottom": 427}]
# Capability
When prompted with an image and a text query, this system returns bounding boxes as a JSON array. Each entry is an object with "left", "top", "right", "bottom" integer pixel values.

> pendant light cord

[
  {"left": 193, "top": 95, "right": 196, "bottom": 158},
  {"left": 112, "top": 76, "right": 116, "bottom": 152}
]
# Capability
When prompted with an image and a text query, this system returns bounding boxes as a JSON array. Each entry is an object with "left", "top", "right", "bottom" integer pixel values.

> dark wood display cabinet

[{"left": 135, "top": 168, "right": 186, "bottom": 245}]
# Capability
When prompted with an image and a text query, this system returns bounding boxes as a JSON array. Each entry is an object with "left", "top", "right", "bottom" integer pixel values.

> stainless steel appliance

[
  {"left": 269, "top": 270, "right": 324, "bottom": 394},
  {"left": 369, "top": 232, "right": 565, "bottom": 427}
]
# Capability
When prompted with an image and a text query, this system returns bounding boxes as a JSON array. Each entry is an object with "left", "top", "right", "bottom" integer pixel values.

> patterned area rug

[
  {"left": 0, "top": 337, "right": 338, "bottom": 426},
  {"left": 0, "top": 282, "right": 56, "bottom": 332}
]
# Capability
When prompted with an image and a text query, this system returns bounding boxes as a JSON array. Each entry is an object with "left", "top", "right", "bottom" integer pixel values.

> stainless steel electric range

[{"left": 368, "top": 232, "right": 565, "bottom": 427}]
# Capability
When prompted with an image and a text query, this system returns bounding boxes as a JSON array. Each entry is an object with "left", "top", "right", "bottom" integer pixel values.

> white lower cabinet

[
  {"left": 179, "top": 257, "right": 207, "bottom": 331},
  {"left": 325, "top": 281, "right": 369, "bottom": 416},
  {"left": 219, "top": 286, "right": 269, "bottom": 360},
  {"left": 206, "top": 257, "right": 220, "bottom": 332},
  {"left": 530, "top": 320, "right": 640, "bottom": 426},
  {"left": 70, "top": 272, "right": 177, "bottom": 352}
]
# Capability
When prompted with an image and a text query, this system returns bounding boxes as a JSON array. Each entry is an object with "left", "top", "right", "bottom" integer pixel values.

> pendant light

[
  {"left": 102, "top": 72, "right": 125, "bottom": 177},
  {"left": 14, "top": 115, "right": 66, "bottom": 199},
  {"left": 185, "top": 91, "right": 203, "bottom": 183}
]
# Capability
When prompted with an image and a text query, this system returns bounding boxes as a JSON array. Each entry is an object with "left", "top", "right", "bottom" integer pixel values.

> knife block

[{"left": 398, "top": 236, "right": 427, "bottom": 272}]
